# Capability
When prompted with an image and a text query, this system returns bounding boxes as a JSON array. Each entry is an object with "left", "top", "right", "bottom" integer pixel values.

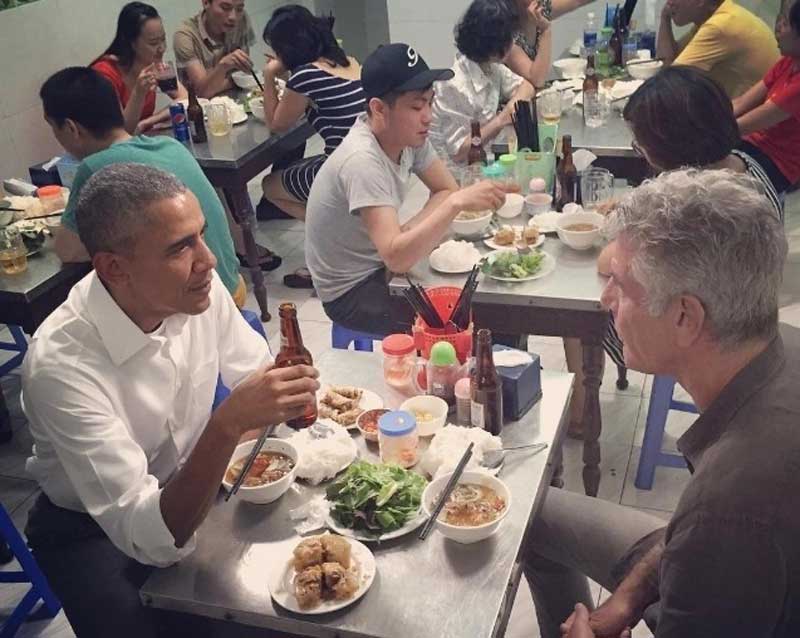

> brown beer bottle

[
  {"left": 583, "top": 54, "right": 599, "bottom": 95},
  {"left": 609, "top": 11, "right": 623, "bottom": 67},
  {"left": 187, "top": 84, "right": 207, "bottom": 144},
  {"left": 274, "top": 303, "right": 317, "bottom": 429},
  {"left": 470, "top": 329, "right": 503, "bottom": 435},
  {"left": 465, "top": 120, "right": 487, "bottom": 184},
  {"left": 556, "top": 134, "right": 578, "bottom": 211}
]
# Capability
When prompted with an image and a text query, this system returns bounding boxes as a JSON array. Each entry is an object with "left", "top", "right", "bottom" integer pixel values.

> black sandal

[
  {"left": 256, "top": 198, "right": 293, "bottom": 221},
  {"left": 236, "top": 250, "right": 283, "bottom": 272},
  {"left": 283, "top": 268, "right": 314, "bottom": 289}
]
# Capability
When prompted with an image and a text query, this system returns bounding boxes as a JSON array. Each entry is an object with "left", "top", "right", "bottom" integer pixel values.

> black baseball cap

[{"left": 361, "top": 43, "right": 454, "bottom": 101}]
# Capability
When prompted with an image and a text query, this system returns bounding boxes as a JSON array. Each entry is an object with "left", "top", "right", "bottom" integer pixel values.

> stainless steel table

[
  {"left": 388, "top": 236, "right": 608, "bottom": 496},
  {"left": 140, "top": 350, "right": 574, "bottom": 638},
  {"left": 159, "top": 109, "right": 315, "bottom": 322}
]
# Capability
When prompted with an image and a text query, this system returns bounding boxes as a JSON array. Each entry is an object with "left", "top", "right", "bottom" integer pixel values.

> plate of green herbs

[{"left": 481, "top": 249, "right": 555, "bottom": 282}]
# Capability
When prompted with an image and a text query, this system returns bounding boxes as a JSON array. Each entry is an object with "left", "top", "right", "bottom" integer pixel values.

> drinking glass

[
  {"left": 155, "top": 60, "right": 178, "bottom": 93},
  {"left": 581, "top": 168, "right": 614, "bottom": 211},
  {"left": 538, "top": 91, "right": 562, "bottom": 125},
  {"left": 206, "top": 103, "right": 232, "bottom": 136},
  {"left": 583, "top": 92, "right": 610, "bottom": 128},
  {"left": 0, "top": 228, "right": 27, "bottom": 275}
]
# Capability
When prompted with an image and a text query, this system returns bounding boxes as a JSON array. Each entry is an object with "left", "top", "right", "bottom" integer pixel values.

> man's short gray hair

[
  {"left": 605, "top": 168, "right": 787, "bottom": 345},
  {"left": 75, "top": 163, "right": 187, "bottom": 256}
]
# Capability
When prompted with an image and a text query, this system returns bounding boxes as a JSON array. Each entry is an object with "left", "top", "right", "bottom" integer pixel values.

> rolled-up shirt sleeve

[
  {"left": 23, "top": 370, "right": 196, "bottom": 567},
  {"left": 498, "top": 65, "right": 524, "bottom": 102}
]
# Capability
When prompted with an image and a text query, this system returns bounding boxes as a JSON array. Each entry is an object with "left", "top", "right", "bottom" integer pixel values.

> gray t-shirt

[{"left": 305, "top": 115, "right": 438, "bottom": 303}]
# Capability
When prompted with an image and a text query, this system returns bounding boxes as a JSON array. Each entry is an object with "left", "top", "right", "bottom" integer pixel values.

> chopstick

[
  {"left": 0, "top": 207, "right": 25, "bottom": 213},
  {"left": 419, "top": 442, "right": 474, "bottom": 540},
  {"left": 224, "top": 425, "right": 275, "bottom": 501},
  {"left": 626, "top": 57, "right": 664, "bottom": 66},
  {"left": 13, "top": 212, "right": 64, "bottom": 221},
  {"left": 248, "top": 63, "right": 265, "bottom": 92}
]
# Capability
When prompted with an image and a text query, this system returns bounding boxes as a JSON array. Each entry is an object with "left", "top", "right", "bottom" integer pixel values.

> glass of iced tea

[
  {"left": 206, "top": 103, "right": 232, "bottom": 136},
  {"left": 0, "top": 227, "right": 27, "bottom": 275},
  {"left": 538, "top": 91, "right": 562, "bottom": 125}
]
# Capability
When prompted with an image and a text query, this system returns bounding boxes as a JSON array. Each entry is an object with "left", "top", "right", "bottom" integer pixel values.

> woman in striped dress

[{"left": 260, "top": 5, "right": 365, "bottom": 222}]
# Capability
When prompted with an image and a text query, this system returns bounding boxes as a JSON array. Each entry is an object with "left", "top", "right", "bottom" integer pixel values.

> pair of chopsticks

[
  {"left": 419, "top": 442, "right": 474, "bottom": 540},
  {"left": 512, "top": 100, "right": 540, "bottom": 153},
  {"left": 224, "top": 424, "right": 276, "bottom": 501},
  {"left": 248, "top": 62, "right": 265, "bottom": 92},
  {"left": 448, "top": 264, "right": 480, "bottom": 331}
]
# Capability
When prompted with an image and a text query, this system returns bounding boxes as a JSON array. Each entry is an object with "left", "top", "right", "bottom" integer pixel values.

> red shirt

[
  {"left": 91, "top": 57, "right": 156, "bottom": 121},
  {"left": 746, "top": 56, "right": 800, "bottom": 184}
]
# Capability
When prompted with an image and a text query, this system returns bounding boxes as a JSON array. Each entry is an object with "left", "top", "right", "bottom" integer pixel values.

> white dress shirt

[
  {"left": 430, "top": 53, "right": 523, "bottom": 160},
  {"left": 22, "top": 271, "right": 271, "bottom": 567}
]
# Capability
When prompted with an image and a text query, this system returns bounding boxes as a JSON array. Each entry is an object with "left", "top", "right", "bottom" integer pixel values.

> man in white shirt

[{"left": 21, "top": 163, "right": 319, "bottom": 638}]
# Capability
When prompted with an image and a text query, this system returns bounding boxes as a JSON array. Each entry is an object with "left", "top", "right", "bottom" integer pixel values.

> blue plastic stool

[
  {"left": 0, "top": 504, "right": 61, "bottom": 637},
  {"left": 634, "top": 375, "right": 696, "bottom": 490},
  {"left": 0, "top": 326, "right": 27, "bottom": 377},
  {"left": 331, "top": 324, "right": 383, "bottom": 352},
  {"left": 212, "top": 309, "right": 267, "bottom": 410}
]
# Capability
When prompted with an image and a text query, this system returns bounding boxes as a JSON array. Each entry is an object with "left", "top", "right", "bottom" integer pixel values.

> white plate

[
  {"left": 530, "top": 212, "right": 561, "bottom": 234},
  {"left": 269, "top": 536, "right": 376, "bottom": 614},
  {"left": 318, "top": 387, "right": 384, "bottom": 430},
  {"left": 429, "top": 247, "right": 482, "bottom": 274},
  {"left": 326, "top": 508, "right": 427, "bottom": 542},
  {"left": 484, "top": 226, "right": 545, "bottom": 251},
  {"left": 483, "top": 250, "right": 557, "bottom": 282}
]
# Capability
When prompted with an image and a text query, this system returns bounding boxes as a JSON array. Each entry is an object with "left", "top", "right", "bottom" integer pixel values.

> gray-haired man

[
  {"left": 21, "top": 163, "right": 319, "bottom": 638},
  {"left": 525, "top": 169, "right": 800, "bottom": 638}
]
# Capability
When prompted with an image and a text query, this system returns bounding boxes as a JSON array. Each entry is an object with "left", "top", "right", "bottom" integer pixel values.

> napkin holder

[{"left": 493, "top": 345, "right": 542, "bottom": 421}]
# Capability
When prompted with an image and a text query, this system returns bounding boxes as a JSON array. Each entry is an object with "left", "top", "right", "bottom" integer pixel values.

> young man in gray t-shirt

[{"left": 305, "top": 43, "right": 507, "bottom": 335}]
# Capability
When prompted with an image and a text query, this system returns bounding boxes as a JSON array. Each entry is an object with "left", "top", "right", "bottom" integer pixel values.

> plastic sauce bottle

[{"left": 427, "top": 341, "right": 460, "bottom": 406}]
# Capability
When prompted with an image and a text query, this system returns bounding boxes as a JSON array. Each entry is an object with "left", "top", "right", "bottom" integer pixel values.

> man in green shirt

[{"left": 40, "top": 67, "right": 245, "bottom": 305}]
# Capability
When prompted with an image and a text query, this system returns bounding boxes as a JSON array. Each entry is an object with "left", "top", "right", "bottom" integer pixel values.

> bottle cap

[
  {"left": 378, "top": 410, "right": 417, "bottom": 437},
  {"left": 382, "top": 333, "right": 415, "bottom": 356},
  {"left": 454, "top": 377, "right": 471, "bottom": 399},
  {"left": 498, "top": 154, "right": 517, "bottom": 169},
  {"left": 481, "top": 163, "right": 505, "bottom": 178},
  {"left": 430, "top": 341, "right": 457, "bottom": 366}
]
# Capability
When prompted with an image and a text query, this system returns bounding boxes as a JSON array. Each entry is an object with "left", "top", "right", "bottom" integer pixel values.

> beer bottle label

[
  {"left": 470, "top": 400, "right": 484, "bottom": 428},
  {"left": 471, "top": 136, "right": 481, "bottom": 147}
]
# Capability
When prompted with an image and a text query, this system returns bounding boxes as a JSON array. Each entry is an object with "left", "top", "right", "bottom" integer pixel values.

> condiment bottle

[
  {"left": 381, "top": 333, "right": 417, "bottom": 394},
  {"left": 187, "top": 83, "right": 207, "bottom": 143},
  {"left": 454, "top": 377, "right": 472, "bottom": 426},
  {"left": 378, "top": 411, "right": 419, "bottom": 468},
  {"left": 556, "top": 135, "right": 579, "bottom": 211},
  {"left": 274, "top": 302, "right": 317, "bottom": 428},
  {"left": 470, "top": 329, "right": 503, "bottom": 435},
  {"left": 426, "top": 341, "right": 459, "bottom": 406}
]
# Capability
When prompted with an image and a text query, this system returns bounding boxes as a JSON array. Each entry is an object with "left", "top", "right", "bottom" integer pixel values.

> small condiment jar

[
  {"left": 381, "top": 334, "right": 417, "bottom": 394},
  {"left": 481, "top": 162, "right": 506, "bottom": 185},
  {"left": 378, "top": 410, "right": 419, "bottom": 468},
  {"left": 454, "top": 377, "right": 472, "bottom": 426},
  {"left": 36, "top": 185, "right": 64, "bottom": 214},
  {"left": 426, "top": 341, "right": 459, "bottom": 406}
]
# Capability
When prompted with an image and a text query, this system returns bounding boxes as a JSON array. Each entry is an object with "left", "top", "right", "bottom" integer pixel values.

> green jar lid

[
  {"left": 481, "top": 162, "right": 505, "bottom": 178},
  {"left": 498, "top": 153, "right": 517, "bottom": 168},
  {"left": 600, "top": 26, "right": 614, "bottom": 35},
  {"left": 430, "top": 341, "right": 458, "bottom": 366}
]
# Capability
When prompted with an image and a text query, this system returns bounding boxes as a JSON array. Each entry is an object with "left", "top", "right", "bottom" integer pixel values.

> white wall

[{"left": 0, "top": 0, "right": 309, "bottom": 182}]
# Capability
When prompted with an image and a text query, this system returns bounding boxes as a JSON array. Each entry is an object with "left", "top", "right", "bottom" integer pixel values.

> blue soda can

[{"left": 169, "top": 103, "right": 190, "bottom": 142}]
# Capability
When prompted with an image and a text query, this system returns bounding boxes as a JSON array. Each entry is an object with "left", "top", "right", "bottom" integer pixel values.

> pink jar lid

[
  {"left": 382, "top": 333, "right": 415, "bottom": 356},
  {"left": 455, "top": 377, "right": 471, "bottom": 398}
]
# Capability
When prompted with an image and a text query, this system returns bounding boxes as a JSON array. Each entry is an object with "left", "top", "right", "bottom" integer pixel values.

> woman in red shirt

[
  {"left": 91, "top": 2, "right": 186, "bottom": 134},
  {"left": 733, "top": 0, "right": 800, "bottom": 193}
]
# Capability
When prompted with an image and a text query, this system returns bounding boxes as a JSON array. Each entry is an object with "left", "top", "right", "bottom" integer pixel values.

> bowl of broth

[
  {"left": 555, "top": 211, "right": 605, "bottom": 251},
  {"left": 451, "top": 209, "right": 493, "bottom": 237},
  {"left": 422, "top": 471, "right": 511, "bottom": 543},
  {"left": 222, "top": 438, "right": 299, "bottom": 504}
]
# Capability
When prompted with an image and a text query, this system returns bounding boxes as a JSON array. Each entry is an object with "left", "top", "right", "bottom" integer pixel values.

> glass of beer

[
  {"left": 155, "top": 61, "right": 178, "bottom": 93},
  {"left": 206, "top": 103, "right": 232, "bottom": 136},
  {"left": 0, "top": 227, "right": 28, "bottom": 275},
  {"left": 539, "top": 91, "right": 562, "bottom": 125}
]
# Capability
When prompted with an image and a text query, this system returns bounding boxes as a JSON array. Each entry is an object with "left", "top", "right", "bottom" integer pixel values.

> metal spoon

[{"left": 481, "top": 442, "right": 548, "bottom": 470}]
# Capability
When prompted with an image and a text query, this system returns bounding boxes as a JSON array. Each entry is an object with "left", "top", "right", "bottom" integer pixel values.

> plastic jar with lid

[
  {"left": 481, "top": 162, "right": 506, "bottom": 185},
  {"left": 381, "top": 334, "right": 416, "bottom": 394},
  {"left": 497, "top": 154, "right": 519, "bottom": 191},
  {"left": 378, "top": 410, "right": 419, "bottom": 468},
  {"left": 36, "top": 186, "right": 64, "bottom": 214}
]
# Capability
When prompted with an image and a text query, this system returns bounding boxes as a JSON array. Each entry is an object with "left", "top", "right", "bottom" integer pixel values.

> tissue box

[
  {"left": 28, "top": 160, "right": 62, "bottom": 187},
  {"left": 493, "top": 345, "right": 542, "bottom": 421}
]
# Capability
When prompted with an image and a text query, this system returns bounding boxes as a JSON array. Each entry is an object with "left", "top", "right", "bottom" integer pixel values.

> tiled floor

[{"left": 2, "top": 152, "right": 799, "bottom": 636}]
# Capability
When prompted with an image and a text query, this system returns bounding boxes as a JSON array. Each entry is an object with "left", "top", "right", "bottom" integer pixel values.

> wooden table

[{"left": 141, "top": 349, "right": 574, "bottom": 638}]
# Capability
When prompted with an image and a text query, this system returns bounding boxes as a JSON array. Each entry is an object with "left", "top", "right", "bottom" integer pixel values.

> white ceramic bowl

[
  {"left": 422, "top": 471, "right": 511, "bottom": 544},
  {"left": 249, "top": 96, "right": 265, "bottom": 121},
  {"left": 222, "top": 438, "right": 298, "bottom": 504},
  {"left": 495, "top": 193, "right": 525, "bottom": 219},
  {"left": 525, "top": 193, "right": 553, "bottom": 215},
  {"left": 451, "top": 210, "right": 493, "bottom": 237},
  {"left": 357, "top": 408, "right": 389, "bottom": 442},
  {"left": 231, "top": 70, "right": 263, "bottom": 90},
  {"left": 556, "top": 211, "right": 605, "bottom": 251},
  {"left": 553, "top": 58, "right": 587, "bottom": 79},
  {"left": 400, "top": 395, "right": 448, "bottom": 437},
  {"left": 626, "top": 60, "right": 662, "bottom": 80}
]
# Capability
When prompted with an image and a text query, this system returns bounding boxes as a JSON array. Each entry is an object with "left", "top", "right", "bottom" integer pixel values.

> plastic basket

[{"left": 412, "top": 286, "right": 473, "bottom": 363}]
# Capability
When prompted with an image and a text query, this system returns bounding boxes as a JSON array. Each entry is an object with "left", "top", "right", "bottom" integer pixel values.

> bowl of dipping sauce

[
  {"left": 556, "top": 211, "right": 605, "bottom": 250},
  {"left": 357, "top": 408, "right": 390, "bottom": 442},
  {"left": 525, "top": 192, "right": 553, "bottom": 215}
]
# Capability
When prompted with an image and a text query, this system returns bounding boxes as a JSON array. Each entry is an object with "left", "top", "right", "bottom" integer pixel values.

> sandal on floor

[
  {"left": 283, "top": 268, "right": 314, "bottom": 289},
  {"left": 236, "top": 248, "right": 283, "bottom": 272}
]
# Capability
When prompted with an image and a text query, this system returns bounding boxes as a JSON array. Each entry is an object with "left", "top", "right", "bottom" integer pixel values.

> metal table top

[
  {"left": 141, "top": 350, "right": 574, "bottom": 638},
  {"left": 558, "top": 105, "right": 634, "bottom": 158}
]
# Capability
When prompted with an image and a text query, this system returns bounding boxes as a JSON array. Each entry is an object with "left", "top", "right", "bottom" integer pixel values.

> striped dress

[{"left": 281, "top": 62, "right": 366, "bottom": 202}]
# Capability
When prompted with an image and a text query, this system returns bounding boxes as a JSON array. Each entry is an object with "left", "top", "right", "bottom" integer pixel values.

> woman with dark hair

[
  {"left": 91, "top": 2, "right": 186, "bottom": 134},
  {"left": 596, "top": 65, "right": 782, "bottom": 371},
  {"left": 733, "top": 0, "right": 800, "bottom": 194},
  {"left": 430, "top": 0, "right": 534, "bottom": 162}
]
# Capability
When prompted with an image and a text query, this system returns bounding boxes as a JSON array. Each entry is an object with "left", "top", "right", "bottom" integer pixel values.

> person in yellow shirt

[{"left": 656, "top": 0, "right": 779, "bottom": 97}]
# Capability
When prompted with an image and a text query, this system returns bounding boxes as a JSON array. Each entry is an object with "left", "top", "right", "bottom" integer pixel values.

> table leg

[
  {"left": 0, "top": 390, "right": 11, "bottom": 444},
  {"left": 222, "top": 187, "right": 271, "bottom": 322},
  {"left": 580, "top": 341, "right": 604, "bottom": 496}
]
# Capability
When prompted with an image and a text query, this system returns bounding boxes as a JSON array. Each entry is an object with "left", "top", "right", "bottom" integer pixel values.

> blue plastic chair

[
  {"left": 634, "top": 375, "right": 696, "bottom": 490},
  {"left": 331, "top": 324, "right": 383, "bottom": 352},
  {"left": 0, "top": 326, "right": 27, "bottom": 378},
  {"left": 0, "top": 505, "right": 61, "bottom": 637},
  {"left": 212, "top": 309, "right": 267, "bottom": 409}
]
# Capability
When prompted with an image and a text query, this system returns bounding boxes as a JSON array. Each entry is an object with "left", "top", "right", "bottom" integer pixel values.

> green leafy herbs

[
  {"left": 481, "top": 250, "right": 545, "bottom": 279},
  {"left": 326, "top": 461, "right": 427, "bottom": 535}
]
